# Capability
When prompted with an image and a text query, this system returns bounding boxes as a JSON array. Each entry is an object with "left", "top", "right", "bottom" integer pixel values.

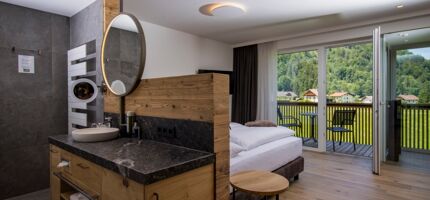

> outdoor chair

[
  {"left": 327, "top": 110, "right": 357, "bottom": 152},
  {"left": 277, "top": 107, "right": 303, "bottom": 141}
]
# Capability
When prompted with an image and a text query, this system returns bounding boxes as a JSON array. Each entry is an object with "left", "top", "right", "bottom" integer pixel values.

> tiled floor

[{"left": 5, "top": 189, "right": 49, "bottom": 200}]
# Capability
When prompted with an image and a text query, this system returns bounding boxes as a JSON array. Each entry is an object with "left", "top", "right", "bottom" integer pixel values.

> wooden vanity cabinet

[
  {"left": 49, "top": 145, "right": 214, "bottom": 200},
  {"left": 70, "top": 155, "right": 103, "bottom": 193},
  {"left": 49, "top": 145, "right": 61, "bottom": 200},
  {"left": 101, "top": 168, "right": 144, "bottom": 200},
  {"left": 144, "top": 165, "right": 214, "bottom": 200}
]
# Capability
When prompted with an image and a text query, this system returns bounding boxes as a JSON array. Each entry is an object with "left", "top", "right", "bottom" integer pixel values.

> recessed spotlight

[
  {"left": 396, "top": 4, "right": 404, "bottom": 8},
  {"left": 199, "top": 2, "right": 246, "bottom": 17}
]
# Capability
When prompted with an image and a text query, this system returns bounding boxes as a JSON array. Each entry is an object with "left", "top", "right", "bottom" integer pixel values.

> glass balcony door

[{"left": 277, "top": 48, "right": 326, "bottom": 151}]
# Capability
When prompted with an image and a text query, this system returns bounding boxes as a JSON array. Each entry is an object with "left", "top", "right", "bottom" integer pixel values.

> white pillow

[
  {"left": 230, "top": 126, "right": 295, "bottom": 150},
  {"left": 229, "top": 122, "right": 244, "bottom": 130},
  {"left": 230, "top": 142, "right": 245, "bottom": 158}
]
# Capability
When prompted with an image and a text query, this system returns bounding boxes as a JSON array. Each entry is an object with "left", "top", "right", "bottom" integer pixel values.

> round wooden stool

[{"left": 230, "top": 170, "right": 289, "bottom": 200}]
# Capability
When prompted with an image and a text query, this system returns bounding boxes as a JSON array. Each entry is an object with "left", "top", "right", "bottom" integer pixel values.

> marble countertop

[{"left": 48, "top": 135, "right": 214, "bottom": 185}]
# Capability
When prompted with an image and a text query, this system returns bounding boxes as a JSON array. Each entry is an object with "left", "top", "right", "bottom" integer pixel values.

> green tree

[{"left": 277, "top": 45, "right": 430, "bottom": 104}]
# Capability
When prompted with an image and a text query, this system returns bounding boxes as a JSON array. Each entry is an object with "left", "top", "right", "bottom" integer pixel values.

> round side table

[{"left": 230, "top": 170, "right": 289, "bottom": 200}]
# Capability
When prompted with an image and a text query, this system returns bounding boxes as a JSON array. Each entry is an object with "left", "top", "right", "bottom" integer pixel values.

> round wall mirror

[{"left": 101, "top": 13, "right": 146, "bottom": 96}]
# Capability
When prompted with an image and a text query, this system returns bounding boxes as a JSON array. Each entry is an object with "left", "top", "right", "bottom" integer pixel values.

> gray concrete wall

[
  {"left": 70, "top": 0, "right": 104, "bottom": 123},
  {"left": 0, "top": 2, "right": 69, "bottom": 199}
]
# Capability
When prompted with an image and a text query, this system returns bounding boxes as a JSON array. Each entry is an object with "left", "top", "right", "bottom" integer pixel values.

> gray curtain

[
  {"left": 257, "top": 42, "right": 277, "bottom": 123},
  {"left": 232, "top": 44, "right": 258, "bottom": 124}
]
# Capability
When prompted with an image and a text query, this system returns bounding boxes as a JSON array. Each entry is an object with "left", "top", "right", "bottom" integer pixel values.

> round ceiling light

[{"left": 199, "top": 2, "right": 246, "bottom": 17}]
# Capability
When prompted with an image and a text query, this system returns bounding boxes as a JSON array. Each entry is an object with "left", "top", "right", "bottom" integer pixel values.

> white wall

[{"left": 140, "top": 20, "right": 233, "bottom": 79}]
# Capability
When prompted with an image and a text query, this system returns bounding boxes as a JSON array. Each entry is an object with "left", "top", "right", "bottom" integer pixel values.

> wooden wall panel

[
  {"left": 212, "top": 74, "right": 230, "bottom": 200},
  {"left": 103, "top": 0, "right": 120, "bottom": 31},
  {"left": 104, "top": 74, "right": 230, "bottom": 199},
  {"left": 105, "top": 74, "right": 219, "bottom": 122}
]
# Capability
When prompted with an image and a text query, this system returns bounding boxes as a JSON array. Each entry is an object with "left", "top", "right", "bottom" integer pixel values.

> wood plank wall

[
  {"left": 104, "top": 73, "right": 230, "bottom": 200},
  {"left": 103, "top": 0, "right": 120, "bottom": 32}
]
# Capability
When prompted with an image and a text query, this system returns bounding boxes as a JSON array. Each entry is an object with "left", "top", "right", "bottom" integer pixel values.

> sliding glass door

[
  {"left": 373, "top": 27, "right": 383, "bottom": 175},
  {"left": 325, "top": 42, "right": 374, "bottom": 156},
  {"left": 276, "top": 27, "right": 384, "bottom": 174},
  {"left": 277, "top": 49, "right": 326, "bottom": 151}
]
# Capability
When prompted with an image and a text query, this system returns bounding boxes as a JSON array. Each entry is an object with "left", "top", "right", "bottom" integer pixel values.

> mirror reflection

[{"left": 102, "top": 13, "right": 145, "bottom": 96}]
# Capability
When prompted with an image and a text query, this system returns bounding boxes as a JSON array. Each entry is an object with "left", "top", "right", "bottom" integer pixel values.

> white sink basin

[{"left": 72, "top": 127, "right": 119, "bottom": 142}]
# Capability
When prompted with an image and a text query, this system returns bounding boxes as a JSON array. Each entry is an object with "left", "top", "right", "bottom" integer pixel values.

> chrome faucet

[
  {"left": 89, "top": 117, "right": 113, "bottom": 128},
  {"left": 104, "top": 116, "right": 113, "bottom": 128}
]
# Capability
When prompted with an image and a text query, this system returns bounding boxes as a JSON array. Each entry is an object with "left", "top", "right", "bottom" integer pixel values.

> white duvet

[{"left": 230, "top": 123, "right": 295, "bottom": 150}]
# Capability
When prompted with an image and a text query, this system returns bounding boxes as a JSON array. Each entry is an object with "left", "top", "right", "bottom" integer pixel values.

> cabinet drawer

[
  {"left": 145, "top": 165, "right": 214, "bottom": 200},
  {"left": 101, "top": 168, "right": 144, "bottom": 200},
  {"left": 71, "top": 154, "right": 103, "bottom": 193},
  {"left": 60, "top": 149, "right": 73, "bottom": 175},
  {"left": 49, "top": 145, "right": 61, "bottom": 173}
]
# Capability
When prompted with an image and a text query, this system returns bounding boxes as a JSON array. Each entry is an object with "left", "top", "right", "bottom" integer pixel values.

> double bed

[{"left": 229, "top": 123, "right": 304, "bottom": 181}]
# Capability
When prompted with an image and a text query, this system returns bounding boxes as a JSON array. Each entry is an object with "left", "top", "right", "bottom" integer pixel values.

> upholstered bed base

[
  {"left": 273, "top": 156, "right": 304, "bottom": 181},
  {"left": 230, "top": 156, "right": 304, "bottom": 199}
]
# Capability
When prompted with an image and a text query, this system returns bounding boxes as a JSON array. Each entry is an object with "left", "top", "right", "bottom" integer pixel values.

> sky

[{"left": 410, "top": 47, "right": 430, "bottom": 60}]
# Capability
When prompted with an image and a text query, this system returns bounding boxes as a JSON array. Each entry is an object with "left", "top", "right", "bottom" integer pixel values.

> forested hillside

[
  {"left": 396, "top": 50, "right": 430, "bottom": 103},
  {"left": 277, "top": 43, "right": 430, "bottom": 103}
]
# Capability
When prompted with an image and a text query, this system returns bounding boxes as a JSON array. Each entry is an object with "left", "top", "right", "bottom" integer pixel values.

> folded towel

[{"left": 70, "top": 193, "right": 89, "bottom": 200}]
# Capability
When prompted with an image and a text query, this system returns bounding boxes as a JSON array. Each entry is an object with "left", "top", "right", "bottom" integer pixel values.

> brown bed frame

[
  {"left": 230, "top": 156, "right": 304, "bottom": 199},
  {"left": 273, "top": 156, "right": 304, "bottom": 181}
]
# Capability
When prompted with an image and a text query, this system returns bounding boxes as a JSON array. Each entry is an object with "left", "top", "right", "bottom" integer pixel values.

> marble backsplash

[{"left": 105, "top": 112, "right": 214, "bottom": 152}]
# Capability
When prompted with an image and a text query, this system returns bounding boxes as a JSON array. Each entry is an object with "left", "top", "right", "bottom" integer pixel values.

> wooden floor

[
  {"left": 398, "top": 150, "right": 430, "bottom": 172},
  {"left": 303, "top": 139, "right": 373, "bottom": 157},
  {"left": 279, "top": 151, "right": 430, "bottom": 200},
  {"left": 326, "top": 142, "right": 373, "bottom": 157}
]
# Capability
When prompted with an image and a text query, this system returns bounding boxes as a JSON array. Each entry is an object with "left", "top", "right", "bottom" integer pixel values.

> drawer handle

[
  {"left": 50, "top": 149, "right": 58, "bottom": 153},
  {"left": 122, "top": 177, "right": 129, "bottom": 187},
  {"left": 77, "top": 163, "right": 89, "bottom": 169},
  {"left": 152, "top": 193, "right": 159, "bottom": 200}
]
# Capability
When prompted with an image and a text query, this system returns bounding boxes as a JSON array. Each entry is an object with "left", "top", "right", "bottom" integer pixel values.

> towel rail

[{"left": 53, "top": 172, "right": 99, "bottom": 200}]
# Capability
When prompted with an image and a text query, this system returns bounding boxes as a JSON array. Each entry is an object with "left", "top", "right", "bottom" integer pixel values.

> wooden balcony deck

[{"left": 303, "top": 138, "right": 373, "bottom": 158}]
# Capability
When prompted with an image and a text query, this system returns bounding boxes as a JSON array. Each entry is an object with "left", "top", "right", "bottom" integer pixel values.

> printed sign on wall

[{"left": 18, "top": 55, "right": 35, "bottom": 74}]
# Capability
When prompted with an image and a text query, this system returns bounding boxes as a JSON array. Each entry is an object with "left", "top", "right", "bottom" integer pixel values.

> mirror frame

[{"left": 101, "top": 12, "right": 146, "bottom": 96}]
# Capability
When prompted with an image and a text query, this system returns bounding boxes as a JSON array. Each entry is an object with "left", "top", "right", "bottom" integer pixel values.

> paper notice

[{"left": 18, "top": 55, "right": 35, "bottom": 74}]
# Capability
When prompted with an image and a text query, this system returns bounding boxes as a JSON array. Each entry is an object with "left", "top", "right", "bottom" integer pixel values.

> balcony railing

[
  {"left": 400, "top": 104, "right": 430, "bottom": 150},
  {"left": 277, "top": 101, "right": 430, "bottom": 151}
]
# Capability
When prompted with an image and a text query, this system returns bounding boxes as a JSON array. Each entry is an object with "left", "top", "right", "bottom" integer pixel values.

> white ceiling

[
  {"left": 2, "top": 0, "right": 430, "bottom": 45},
  {"left": 0, "top": 0, "right": 96, "bottom": 17},
  {"left": 124, "top": 0, "right": 430, "bottom": 44}
]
